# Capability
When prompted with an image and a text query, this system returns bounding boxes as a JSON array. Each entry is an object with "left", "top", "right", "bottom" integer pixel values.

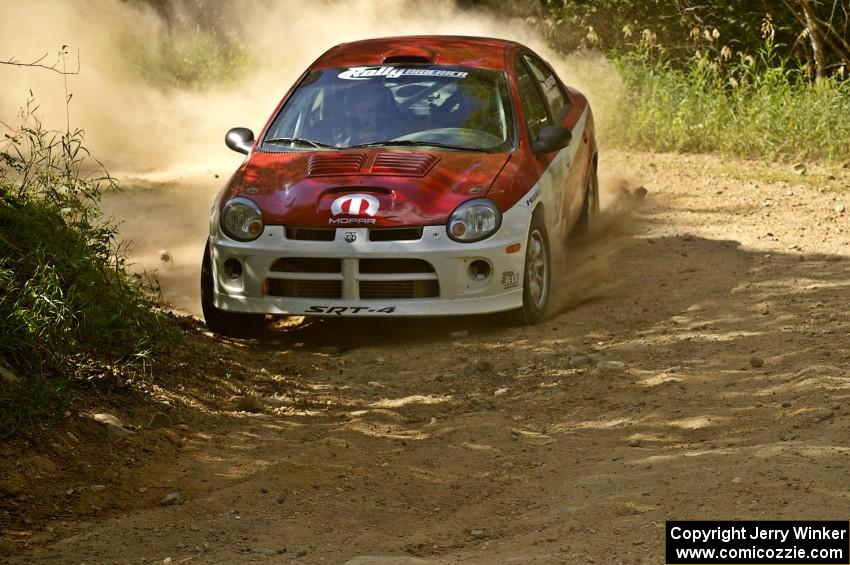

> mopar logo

[
  {"left": 344, "top": 232, "right": 357, "bottom": 242},
  {"left": 331, "top": 194, "right": 380, "bottom": 217},
  {"left": 329, "top": 217, "right": 376, "bottom": 225}
]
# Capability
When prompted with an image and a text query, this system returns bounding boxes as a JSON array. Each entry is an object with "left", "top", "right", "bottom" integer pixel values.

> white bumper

[{"left": 210, "top": 205, "right": 531, "bottom": 317}]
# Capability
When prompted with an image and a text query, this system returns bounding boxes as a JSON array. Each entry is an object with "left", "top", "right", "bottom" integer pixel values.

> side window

[
  {"left": 522, "top": 55, "right": 569, "bottom": 119},
  {"left": 515, "top": 59, "right": 553, "bottom": 141}
]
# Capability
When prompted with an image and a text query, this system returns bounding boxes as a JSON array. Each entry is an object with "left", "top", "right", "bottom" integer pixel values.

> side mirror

[
  {"left": 533, "top": 126, "right": 572, "bottom": 155},
  {"left": 225, "top": 127, "right": 255, "bottom": 155}
]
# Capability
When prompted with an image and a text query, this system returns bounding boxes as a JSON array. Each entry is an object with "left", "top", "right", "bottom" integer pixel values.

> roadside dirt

[{"left": 2, "top": 150, "right": 849, "bottom": 564}]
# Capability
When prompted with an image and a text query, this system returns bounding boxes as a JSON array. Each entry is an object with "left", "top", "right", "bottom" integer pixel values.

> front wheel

[
  {"left": 200, "top": 244, "right": 266, "bottom": 338},
  {"left": 509, "top": 213, "right": 551, "bottom": 325}
]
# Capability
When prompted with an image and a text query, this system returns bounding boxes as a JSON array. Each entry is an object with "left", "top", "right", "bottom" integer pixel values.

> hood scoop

[
  {"left": 307, "top": 153, "right": 365, "bottom": 176},
  {"left": 305, "top": 151, "right": 439, "bottom": 178},
  {"left": 370, "top": 152, "right": 438, "bottom": 177}
]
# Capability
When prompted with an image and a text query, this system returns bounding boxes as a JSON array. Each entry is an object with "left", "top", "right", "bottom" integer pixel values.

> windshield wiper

[
  {"left": 264, "top": 137, "right": 333, "bottom": 148},
  {"left": 350, "top": 140, "right": 490, "bottom": 152}
]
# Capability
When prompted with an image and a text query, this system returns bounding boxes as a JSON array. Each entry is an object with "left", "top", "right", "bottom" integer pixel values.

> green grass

[
  {"left": 607, "top": 43, "right": 850, "bottom": 163},
  {"left": 0, "top": 110, "right": 178, "bottom": 437}
]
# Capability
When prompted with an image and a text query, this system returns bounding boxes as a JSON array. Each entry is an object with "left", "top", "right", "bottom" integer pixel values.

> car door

[
  {"left": 520, "top": 53, "right": 589, "bottom": 240},
  {"left": 513, "top": 55, "right": 564, "bottom": 239}
]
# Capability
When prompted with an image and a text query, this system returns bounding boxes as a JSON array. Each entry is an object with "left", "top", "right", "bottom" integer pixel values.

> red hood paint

[{"left": 233, "top": 149, "right": 510, "bottom": 227}]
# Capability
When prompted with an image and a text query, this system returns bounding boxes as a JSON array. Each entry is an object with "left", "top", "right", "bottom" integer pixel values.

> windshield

[{"left": 262, "top": 65, "right": 513, "bottom": 152}]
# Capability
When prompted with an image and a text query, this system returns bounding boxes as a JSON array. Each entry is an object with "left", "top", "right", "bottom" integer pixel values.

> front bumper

[{"left": 210, "top": 206, "right": 531, "bottom": 317}]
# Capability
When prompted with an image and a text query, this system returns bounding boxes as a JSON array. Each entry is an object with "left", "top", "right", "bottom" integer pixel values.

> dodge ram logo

[
  {"left": 331, "top": 194, "right": 380, "bottom": 217},
  {"left": 344, "top": 232, "right": 357, "bottom": 242}
]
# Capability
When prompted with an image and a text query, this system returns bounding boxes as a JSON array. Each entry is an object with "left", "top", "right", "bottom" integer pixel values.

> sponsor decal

[
  {"left": 306, "top": 305, "right": 397, "bottom": 315},
  {"left": 330, "top": 193, "right": 380, "bottom": 224},
  {"left": 501, "top": 271, "right": 520, "bottom": 289},
  {"left": 329, "top": 217, "right": 376, "bottom": 225},
  {"left": 525, "top": 188, "right": 541, "bottom": 207},
  {"left": 541, "top": 74, "right": 562, "bottom": 107},
  {"left": 338, "top": 66, "right": 469, "bottom": 81},
  {"left": 331, "top": 193, "right": 380, "bottom": 216},
  {"left": 344, "top": 231, "right": 357, "bottom": 243}
]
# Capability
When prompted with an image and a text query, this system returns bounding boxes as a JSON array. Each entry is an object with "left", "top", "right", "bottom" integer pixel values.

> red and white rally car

[{"left": 202, "top": 35, "right": 598, "bottom": 335}]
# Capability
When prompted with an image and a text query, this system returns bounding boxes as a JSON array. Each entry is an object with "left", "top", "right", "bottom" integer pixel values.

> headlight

[
  {"left": 447, "top": 198, "right": 502, "bottom": 243},
  {"left": 220, "top": 197, "right": 264, "bottom": 241}
]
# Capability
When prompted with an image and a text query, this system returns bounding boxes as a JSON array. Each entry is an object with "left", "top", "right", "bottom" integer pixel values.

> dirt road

[{"left": 3, "top": 150, "right": 850, "bottom": 564}]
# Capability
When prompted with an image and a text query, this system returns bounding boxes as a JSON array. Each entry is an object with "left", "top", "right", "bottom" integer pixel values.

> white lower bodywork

[{"left": 210, "top": 203, "right": 531, "bottom": 317}]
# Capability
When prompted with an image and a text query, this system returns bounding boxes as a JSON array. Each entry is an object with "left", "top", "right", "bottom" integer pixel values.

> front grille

[
  {"left": 265, "top": 257, "right": 439, "bottom": 302},
  {"left": 359, "top": 280, "right": 439, "bottom": 299},
  {"left": 266, "top": 279, "right": 342, "bottom": 299},
  {"left": 368, "top": 227, "right": 423, "bottom": 241},
  {"left": 285, "top": 227, "right": 336, "bottom": 241},
  {"left": 359, "top": 258, "right": 434, "bottom": 274},
  {"left": 270, "top": 258, "right": 341, "bottom": 273}
]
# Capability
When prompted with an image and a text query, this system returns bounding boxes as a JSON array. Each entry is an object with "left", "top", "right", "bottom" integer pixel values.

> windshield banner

[{"left": 338, "top": 66, "right": 469, "bottom": 80}]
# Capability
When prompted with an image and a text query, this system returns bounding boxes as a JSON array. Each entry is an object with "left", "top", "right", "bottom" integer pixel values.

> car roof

[{"left": 311, "top": 35, "right": 519, "bottom": 71}]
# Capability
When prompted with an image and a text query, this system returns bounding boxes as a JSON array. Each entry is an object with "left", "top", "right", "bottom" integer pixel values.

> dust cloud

[
  {"left": 0, "top": 0, "right": 627, "bottom": 317},
  {"left": 0, "top": 0, "right": 621, "bottom": 172},
  {"left": 548, "top": 173, "right": 645, "bottom": 316}
]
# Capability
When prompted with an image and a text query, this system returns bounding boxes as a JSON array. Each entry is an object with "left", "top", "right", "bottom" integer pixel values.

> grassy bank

[
  {"left": 605, "top": 42, "right": 850, "bottom": 163},
  {"left": 0, "top": 112, "right": 178, "bottom": 437}
]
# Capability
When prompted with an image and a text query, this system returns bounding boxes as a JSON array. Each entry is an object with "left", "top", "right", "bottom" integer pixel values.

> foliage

[
  {"left": 0, "top": 102, "right": 178, "bottom": 436},
  {"left": 606, "top": 29, "right": 850, "bottom": 162},
  {"left": 135, "top": 26, "right": 251, "bottom": 89},
  {"left": 459, "top": 1, "right": 850, "bottom": 161},
  {"left": 134, "top": 0, "right": 252, "bottom": 89},
  {"left": 536, "top": 0, "right": 849, "bottom": 78}
]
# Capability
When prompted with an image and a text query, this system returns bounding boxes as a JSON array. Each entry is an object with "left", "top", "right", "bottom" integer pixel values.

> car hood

[{"left": 233, "top": 148, "right": 511, "bottom": 227}]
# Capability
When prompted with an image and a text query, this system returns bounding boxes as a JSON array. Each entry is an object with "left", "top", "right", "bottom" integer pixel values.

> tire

[
  {"left": 509, "top": 212, "right": 551, "bottom": 325},
  {"left": 200, "top": 244, "right": 266, "bottom": 338},
  {"left": 572, "top": 159, "right": 599, "bottom": 239}
]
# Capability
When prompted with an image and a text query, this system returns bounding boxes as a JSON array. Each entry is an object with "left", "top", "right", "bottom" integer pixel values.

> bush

[{"left": 0, "top": 104, "right": 177, "bottom": 436}]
